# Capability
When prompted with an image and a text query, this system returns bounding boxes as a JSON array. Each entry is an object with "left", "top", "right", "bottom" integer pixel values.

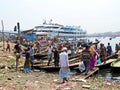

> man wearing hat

[{"left": 59, "top": 47, "right": 70, "bottom": 83}]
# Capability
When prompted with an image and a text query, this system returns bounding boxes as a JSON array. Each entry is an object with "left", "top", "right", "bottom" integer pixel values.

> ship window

[{"left": 42, "top": 26, "right": 59, "bottom": 29}]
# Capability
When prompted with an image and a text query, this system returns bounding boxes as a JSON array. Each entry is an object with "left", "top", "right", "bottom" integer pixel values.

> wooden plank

[{"left": 77, "top": 67, "right": 99, "bottom": 79}]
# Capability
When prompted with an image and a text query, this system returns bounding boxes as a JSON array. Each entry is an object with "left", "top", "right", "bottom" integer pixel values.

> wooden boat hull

[
  {"left": 111, "top": 59, "right": 120, "bottom": 73},
  {"left": 33, "top": 51, "right": 82, "bottom": 72},
  {"left": 33, "top": 62, "right": 80, "bottom": 72},
  {"left": 96, "top": 59, "right": 117, "bottom": 69},
  {"left": 95, "top": 54, "right": 118, "bottom": 69},
  {"left": 34, "top": 52, "right": 81, "bottom": 61},
  {"left": 34, "top": 54, "right": 47, "bottom": 60}
]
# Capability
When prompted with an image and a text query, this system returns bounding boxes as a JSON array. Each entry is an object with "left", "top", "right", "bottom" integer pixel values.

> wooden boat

[
  {"left": 95, "top": 53, "right": 118, "bottom": 69},
  {"left": 33, "top": 56, "right": 80, "bottom": 72},
  {"left": 34, "top": 50, "right": 82, "bottom": 60},
  {"left": 34, "top": 54, "right": 47, "bottom": 60},
  {"left": 110, "top": 58, "right": 120, "bottom": 72},
  {"left": 95, "top": 58, "right": 117, "bottom": 69},
  {"left": 34, "top": 46, "right": 48, "bottom": 59},
  {"left": 35, "top": 62, "right": 80, "bottom": 72}
]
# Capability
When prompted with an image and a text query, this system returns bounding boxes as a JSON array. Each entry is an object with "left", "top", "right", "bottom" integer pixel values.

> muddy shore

[{"left": 0, "top": 42, "right": 120, "bottom": 90}]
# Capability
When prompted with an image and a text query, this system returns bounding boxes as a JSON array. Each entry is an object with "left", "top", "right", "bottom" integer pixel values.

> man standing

[
  {"left": 37, "top": 41, "right": 41, "bottom": 53},
  {"left": 30, "top": 44, "right": 35, "bottom": 70},
  {"left": 82, "top": 45, "right": 91, "bottom": 75},
  {"left": 47, "top": 45, "right": 53, "bottom": 66},
  {"left": 100, "top": 43, "right": 107, "bottom": 64},
  {"left": 107, "top": 42, "right": 112, "bottom": 56},
  {"left": 59, "top": 47, "right": 70, "bottom": 83},
  {"left": 53, "top": 47, "right": 59, "bottom": 67},
  {"left": 6, "top": 41, "right": 10, "bottom": 52},
  {"left": 14, "top": 40, "right": 22, "bottom": 71}
]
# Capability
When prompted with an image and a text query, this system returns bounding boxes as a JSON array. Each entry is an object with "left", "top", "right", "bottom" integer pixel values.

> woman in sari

[{"left": 89, "top": 44, "right": 97, "bottom": 70}]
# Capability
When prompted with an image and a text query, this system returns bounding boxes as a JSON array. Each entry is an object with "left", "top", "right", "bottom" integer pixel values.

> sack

[
  {"left": 97, "top": 58, "right": 102, "bottom": 64},
  {"left": 79, "top": 61, "right": 85, "bottom": 72}
]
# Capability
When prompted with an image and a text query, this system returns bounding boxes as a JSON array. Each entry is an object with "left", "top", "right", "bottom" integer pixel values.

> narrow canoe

[
  {"left": 111, "top": 58, "right": 120, "bottom": 72},
  {"left": 95, "top": 58, "right": 117, "bottom": 69}
]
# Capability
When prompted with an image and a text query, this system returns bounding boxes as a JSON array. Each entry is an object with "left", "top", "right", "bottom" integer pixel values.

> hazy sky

[{"left": 0, "top": 0, "right": 120, "bottom": 34}]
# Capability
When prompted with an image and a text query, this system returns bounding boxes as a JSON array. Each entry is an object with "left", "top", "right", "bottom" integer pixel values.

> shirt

[
  {"left": 14, "top": 44, "right": 22, "bottom": 53},
  {"left": 47, "top": 46, "right": 53, "bottom": 54},
  {"left": 82, "top": 49, "right": 90, "bottom": 60},
  {"left": 59, "top": 52, "right": 69, "bottom": 67}
]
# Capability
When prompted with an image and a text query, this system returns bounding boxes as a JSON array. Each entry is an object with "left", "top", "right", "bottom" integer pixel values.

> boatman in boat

[
  {"left": 82, "top": 44, "right": 91, "bottom": 75},
  {"left": 59, "top": 47, "right": 70, "bottom": 83}
]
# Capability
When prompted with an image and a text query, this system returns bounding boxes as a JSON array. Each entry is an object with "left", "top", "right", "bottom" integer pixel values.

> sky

[{"left": 0, "top": 0, "right": 120, "bottom": 34}]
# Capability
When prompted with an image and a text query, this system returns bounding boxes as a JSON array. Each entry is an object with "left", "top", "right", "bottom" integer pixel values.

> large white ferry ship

[
  {"left": 33, "top": 20, "right": 87, "bottom": 40},
  {"left": 22, "top": 20, "right": 87, "bottom": 41}
]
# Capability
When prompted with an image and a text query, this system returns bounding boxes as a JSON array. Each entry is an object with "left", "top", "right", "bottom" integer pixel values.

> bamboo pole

[
  {"left": 1, "top": 20, "right": 5, "bottom": 51},
  {"left": 17, "top": 22, "right": 20, "bottom": 40}
]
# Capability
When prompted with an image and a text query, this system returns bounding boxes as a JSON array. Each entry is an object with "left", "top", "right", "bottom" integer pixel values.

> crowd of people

[{"left": 4, "top": 39, "right": 120, "bottom": 84}]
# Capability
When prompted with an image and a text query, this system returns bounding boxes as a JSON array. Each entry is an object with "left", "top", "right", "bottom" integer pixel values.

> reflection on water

[{"left": 97, "top": 68, "right": 120, "bottom": 81}]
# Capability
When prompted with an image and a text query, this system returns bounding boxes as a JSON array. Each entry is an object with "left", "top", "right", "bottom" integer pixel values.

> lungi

[{"left": 59, "top": 67, "right": 70, "bottom": 79}]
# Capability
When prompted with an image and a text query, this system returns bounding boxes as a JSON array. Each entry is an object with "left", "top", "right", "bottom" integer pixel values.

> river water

[
  {"left": 88, "top": 36, "right": 120, "bottom": 52},
  {"left": 89, "top": 37, "right": 120, "bottom": 81}
]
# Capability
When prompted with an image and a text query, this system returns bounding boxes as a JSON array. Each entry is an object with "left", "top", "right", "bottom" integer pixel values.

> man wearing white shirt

[
  {"left": 47, "top": 45, "right": 53, "bottom": 66},
  {"left": 59, "top": 47, "right": 70, "bottom": 83}
]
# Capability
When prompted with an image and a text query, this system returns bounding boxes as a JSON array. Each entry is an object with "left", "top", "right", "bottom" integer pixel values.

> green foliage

[{"left": 8, "top": 57, "right": 16, "bottom": 65}]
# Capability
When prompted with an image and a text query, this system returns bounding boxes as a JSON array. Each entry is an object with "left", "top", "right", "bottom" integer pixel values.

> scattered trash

[
  {"left": 82, "top": 84, "right": 91, "bottom": 89},
  {"left": 64, "top": 87, "right": 71, "bottom": 90},
  {"left": 8, "top": 56, "right": 15, "bottom": 59},
  {"left": 17, "top": 75, "right": 21, "bottom": 78},
  {"left": 7, "top": 78, "right": 12, "bottom": 80},
  {"left": 53, "top": 79, "right": 58, "bottom": 82},
  {"left": 0, "top": 86, "right": 4, "bottom": 90},
  {"left": 5, "top": 65, "right": 8, "bottom": 69},
  {"left": 24, "top": 68, "right": 31, "bottom": 73},
  {"left": 106, "top": 82, "right": 111, "bottom": 85},
  {"left": 35, "top": 81, "right": 39, "bottom": 84},
  {"left": 71, "top": 78, "right": 86, "bottom": 82},
  {"left": 76, "top": 79, "right": 86, "bottom": 82},
  {"left": 60, "top": 82, "right": 69, "bottom": 87},
  {"left": 33, "top": 69, "right": 40, "bottom": 72}
]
